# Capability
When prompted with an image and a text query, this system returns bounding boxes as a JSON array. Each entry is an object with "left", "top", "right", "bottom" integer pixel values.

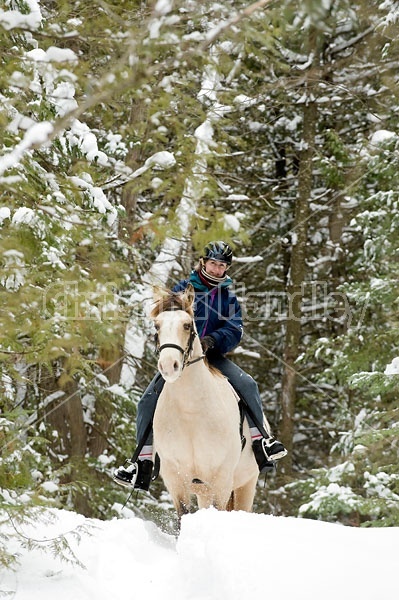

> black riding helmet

[{"left": 202, "top": 241, "right": 233, "bottom": 265}]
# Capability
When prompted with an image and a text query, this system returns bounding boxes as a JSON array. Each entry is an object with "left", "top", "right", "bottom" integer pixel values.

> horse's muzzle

[{"left": 158, "top": 354, "right": 183, "bottom": 382}]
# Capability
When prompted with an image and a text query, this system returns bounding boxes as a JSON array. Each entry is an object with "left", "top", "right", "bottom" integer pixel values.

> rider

[{"left": 114, "top": 241, "right": 287, "bottom": 491}]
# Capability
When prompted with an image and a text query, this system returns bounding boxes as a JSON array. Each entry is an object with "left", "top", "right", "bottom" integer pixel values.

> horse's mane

[
  {"left": 206, "top": 361, "right": 224, "bottom": 378},
  {"left": 150, "top": 290, "right": 194, "bottom": 319}
]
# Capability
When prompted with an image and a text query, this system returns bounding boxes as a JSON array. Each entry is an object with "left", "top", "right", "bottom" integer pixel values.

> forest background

[{"left": 1, "top": 0, "right": 399, "bottom": 562}]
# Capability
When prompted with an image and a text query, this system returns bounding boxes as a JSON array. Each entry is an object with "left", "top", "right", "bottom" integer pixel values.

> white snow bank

[{"left": 2, "top": 507, "right": 399, "bottom": 600}]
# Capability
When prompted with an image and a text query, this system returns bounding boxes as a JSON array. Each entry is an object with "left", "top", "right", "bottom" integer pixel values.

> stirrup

[
  {"left": 113, "top": 460, "right": 138, "bottom": 489},
  {"left": 261, "top": 437, "right": 287, "bottom": 461}
]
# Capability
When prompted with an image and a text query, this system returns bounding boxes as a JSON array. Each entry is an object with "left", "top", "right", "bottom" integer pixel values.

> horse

[{"left": 151, "top": 284, "right": 258, "bottom": 524}]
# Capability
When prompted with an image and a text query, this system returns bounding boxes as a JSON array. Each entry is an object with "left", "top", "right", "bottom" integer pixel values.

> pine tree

[{"left": 2, "top": 0, "right": 399, "bottom": 529}]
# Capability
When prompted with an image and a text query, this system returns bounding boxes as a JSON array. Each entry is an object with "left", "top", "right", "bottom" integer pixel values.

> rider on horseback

[{"left": 114, "top": 241, "right": 287, "bottom": 491}]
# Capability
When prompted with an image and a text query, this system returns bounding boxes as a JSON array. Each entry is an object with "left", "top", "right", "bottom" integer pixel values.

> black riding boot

[
  {"left": 113, "top": 459, "right": 153, "bottom": 491},
  {"left": 252, "top": 437, "right": 287, "bottom": 473}
]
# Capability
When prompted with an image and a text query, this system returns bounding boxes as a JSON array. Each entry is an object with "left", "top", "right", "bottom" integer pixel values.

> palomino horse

[{"left": 151, "top": 284, "right": 258, "bottom": 523}]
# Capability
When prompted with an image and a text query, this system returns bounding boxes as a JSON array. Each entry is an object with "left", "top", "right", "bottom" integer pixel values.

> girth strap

[{"left": 238, "top": 400, "right": 247, "bottom": 451}]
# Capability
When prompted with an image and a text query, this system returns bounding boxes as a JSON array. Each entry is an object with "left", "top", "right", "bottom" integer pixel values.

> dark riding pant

[{"left": 136, "top": 356, "right": 265, "bottom": 448}]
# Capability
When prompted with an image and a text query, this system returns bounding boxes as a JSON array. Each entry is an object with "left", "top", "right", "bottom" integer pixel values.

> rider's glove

[{"left": 201, "top": 335, "right": 215, "bottom": 353}]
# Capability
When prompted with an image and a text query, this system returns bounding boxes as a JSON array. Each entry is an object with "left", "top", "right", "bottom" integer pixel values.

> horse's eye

[{"left": 183, "top": 323, "right": 191, "bottom": 331}]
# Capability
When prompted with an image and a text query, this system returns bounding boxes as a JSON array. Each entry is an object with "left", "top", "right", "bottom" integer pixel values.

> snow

[
  {"left": 226, "top": 193, "right": 250, "bottom": 201},
  {"left": 369, "top": 129, "right": 396, "bottom": 145},
  {"left": 0, "top": 2, "right": 42, "bottom": 30},
  {"left": 69, "top": 175, "right": 117, "bottom": 225},
  {"left": 223, "top": 213, "right": 240, "bottom": 232},
  {"left": 232, "top": 347, "right": 261, "bottom": 359},
  {"left": 145, "top": 150, "right": 176, "bottom": 169},
  {"left": 234, "top": 94, "right": 258, "bottom": 108},
  {"left": 0, "top": 207, "right": 11, "bottom": 224},
  {"left": 2, "top": 507, "right": 399, "bottom": 600},
  {"left": 194, "top": 120, "right": 215, "bottom": 145},
  {"left": 1, "top": 250, "right": 26, "bottom": 290},
  {"left": 104, "top": 151, "right": 176, "bottom": 191},
  {"left": 299, "top": 482, "right": 359, "bottom": 514},
  {"left": 26, "top": 47, "right": 77, "bottom": 63},
  {"left": 234, "top": 255, "right": 264, "bottom": 263},
  {"left": 120, "top": 319, "right": 148, "bottom": 388},
  {"left": 384, "top": 357, "right": 399, "bottom": 374},
  {"left": 154, "top": 0, "right": 173, "bottom": 15},
  {"left": 0, "top": 122, "right": 53, "bottom": 177},
  {"left": 12, "top": 207, "right": 36, "bottom": 226}
]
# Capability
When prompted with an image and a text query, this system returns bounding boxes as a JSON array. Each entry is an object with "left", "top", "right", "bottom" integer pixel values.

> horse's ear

[
  {"left": 182, "top": 283, "right": 195, "bottom": 308},
  {"left": 151, "top": 285, "right": 170, "bottom": 317},
  {"left": 152, "top": 285, "right": 169, "bottom": 302}
]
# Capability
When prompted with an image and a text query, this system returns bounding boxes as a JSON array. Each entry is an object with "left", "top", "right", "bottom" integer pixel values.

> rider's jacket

[{"left": 172, "top": 270, "right": 243, "bottom": 356}]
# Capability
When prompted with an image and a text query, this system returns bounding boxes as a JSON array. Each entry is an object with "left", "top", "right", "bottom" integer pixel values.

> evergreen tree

[{"left": 2, "top": 0, "right": 399, "bottom": 531}]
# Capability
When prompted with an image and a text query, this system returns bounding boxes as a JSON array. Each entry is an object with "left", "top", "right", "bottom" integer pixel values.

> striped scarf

[{"left": 199, "top": 266, "right": 227, "bottom": 288}]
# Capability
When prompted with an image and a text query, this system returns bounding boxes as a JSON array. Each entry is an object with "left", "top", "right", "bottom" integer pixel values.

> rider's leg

[
  {"left": 136, "top": 373, "right": 165, "bottom": 447},
  {"left": 208, "top": 356, "right": 287, "bottom": 470},
  {"left": 208, "top": 355, "right": 264, "bottom": 428},
  {"left": 113, "top": 373, "right": 165, "bottom": 490}
]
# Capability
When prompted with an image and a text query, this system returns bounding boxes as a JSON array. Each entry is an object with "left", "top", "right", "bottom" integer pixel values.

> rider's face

[{"left": 204, "top": 259, "right": 228, "bottom": 277}]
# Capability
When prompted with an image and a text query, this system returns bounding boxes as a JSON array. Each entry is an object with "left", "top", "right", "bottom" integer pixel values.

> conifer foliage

[{"left": 1, "top": 0, "right": 399, "bottom": 551}]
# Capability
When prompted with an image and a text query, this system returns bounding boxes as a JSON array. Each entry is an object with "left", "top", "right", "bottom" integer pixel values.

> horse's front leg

[
  {"left": 175, "top": 498, "right": 190, "bottom": 530},
  {"left": 232, "top": 475, "right": 257, "bottom": 512},
  {"left": 163, "top": 473, "right": 191, "bottom": 529},
  {"left": 165, "top": 490, "right": 190, "bottom": 532},
  {"left": 196, "top": 481, "right": 234, "bottom": 512}
]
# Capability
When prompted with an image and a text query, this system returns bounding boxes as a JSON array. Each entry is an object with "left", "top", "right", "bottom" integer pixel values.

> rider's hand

[{"left": 201, "top": 335, "right": 215, "bottom": 353}]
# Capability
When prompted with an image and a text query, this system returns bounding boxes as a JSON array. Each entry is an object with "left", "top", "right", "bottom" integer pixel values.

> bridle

[{"left": 155, "top": 316, "right": 205, "bottom": 369}]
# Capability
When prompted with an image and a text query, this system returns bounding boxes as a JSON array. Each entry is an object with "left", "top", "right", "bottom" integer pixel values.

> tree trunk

[
  {"left": 39, "top": 360, "right": 89, "bottom": 513},
  {"left": 280, "top": 98, "right": 318, "bottom": 477},
  {"left": 60, "top": 375, "right": 87, "bottom": 458},
  {"left": 120, "top": 100, "right": 147, "bottom": 242},
  {"left": 89, "top": 344, "right": 123, "bottom": 458},
  {"left": 39, "top": 363, "right": 84, "bottom": 457}
]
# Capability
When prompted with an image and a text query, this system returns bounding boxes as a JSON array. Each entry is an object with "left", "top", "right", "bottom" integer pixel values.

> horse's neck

[{"left": 191, "top": 335, "right": 204, "bottom": 361}]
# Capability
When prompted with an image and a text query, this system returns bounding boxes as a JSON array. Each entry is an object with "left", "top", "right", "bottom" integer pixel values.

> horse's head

[{"left": 150, "top": 284, "right": 197, "bottom": 382}]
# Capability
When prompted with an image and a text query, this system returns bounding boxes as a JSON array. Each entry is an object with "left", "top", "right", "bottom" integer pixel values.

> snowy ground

[{"left": 2, "top": 505, "right": 398, "bottom": 600}]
